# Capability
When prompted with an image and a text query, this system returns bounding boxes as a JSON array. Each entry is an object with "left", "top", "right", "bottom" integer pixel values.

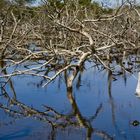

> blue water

[{"left": 0, "top": 61, "right": 140, "bottom": 140}]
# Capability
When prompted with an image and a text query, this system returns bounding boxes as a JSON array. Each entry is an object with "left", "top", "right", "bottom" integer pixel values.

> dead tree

[{"left": 0, "top": 1, "right": 140, "bottom": 87}]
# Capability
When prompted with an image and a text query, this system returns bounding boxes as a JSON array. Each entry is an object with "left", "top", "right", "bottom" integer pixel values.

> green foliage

[
  {"left": 0, "top": 0, "right": 113, "bottom": 23},
  {"left": 0, "top": 0, "right": 37, "bottom": 8},
  {"left": 102, "top": 8, "right": 113, "bottom": 14},
  {"left": 13, "top": 0, "right": 36, "bottom": 5},
  {"left": 78, "top": 0, "right": 92, "bottom": 6},
  {"left": 46, "top": 0, "right": 64, "bottom": 10},
  {"left": 0, "top": 0, "right": 9, "bottom": 9}
]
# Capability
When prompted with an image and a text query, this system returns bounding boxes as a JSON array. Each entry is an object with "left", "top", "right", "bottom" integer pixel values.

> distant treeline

[{"left": 0, "top": 0, "right": 113, "bottom": 18}]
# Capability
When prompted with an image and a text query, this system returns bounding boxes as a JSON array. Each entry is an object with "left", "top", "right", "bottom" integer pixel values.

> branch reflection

[{"left": 0, "top": 77, "right": 113, "bottom": 140}]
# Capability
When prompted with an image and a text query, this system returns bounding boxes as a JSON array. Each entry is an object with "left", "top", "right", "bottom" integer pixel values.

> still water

[{"left": 0, "top": 61, "right": 140, "bottom": 140}]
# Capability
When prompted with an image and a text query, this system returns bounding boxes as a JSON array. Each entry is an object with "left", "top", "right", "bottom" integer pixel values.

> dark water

[{"left": 0, "top": 61, "right": 140, "bottom": 140}]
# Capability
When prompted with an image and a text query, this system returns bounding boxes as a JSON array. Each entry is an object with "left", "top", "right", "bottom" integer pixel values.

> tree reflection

[
  {"left": 1, "top": 52, "right": 140, "bottom": 139},
  {"left": 0, "top": 75, "right": 113, "bottom": 140},
  {"left": 108, "top": 70, "right": 116, "bottom": 126},
  {"left": 67, "top": 86, "right": 113, "bottom": 140},
  {"left": 0, "top": 59, "right": 17, "bottom": 99}
]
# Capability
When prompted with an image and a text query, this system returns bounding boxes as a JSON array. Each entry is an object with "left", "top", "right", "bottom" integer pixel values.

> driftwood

[{"left": 136, "top": 72, "right": 140, "bottom": 97}]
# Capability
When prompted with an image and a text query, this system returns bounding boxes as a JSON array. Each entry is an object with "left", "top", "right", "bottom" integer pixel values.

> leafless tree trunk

[{"left": 136, "top": 72, "right": 140, "bottom": 96}]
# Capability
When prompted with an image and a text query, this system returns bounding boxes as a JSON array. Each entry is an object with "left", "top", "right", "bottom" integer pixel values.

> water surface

[{"left": 0, "top": 61, "right": 140, "bottom": 140}]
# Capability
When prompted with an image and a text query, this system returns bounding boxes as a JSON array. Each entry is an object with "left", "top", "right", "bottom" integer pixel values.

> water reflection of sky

[{"left": 0, "top": 62, "right": 140, "bottom": 140}]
